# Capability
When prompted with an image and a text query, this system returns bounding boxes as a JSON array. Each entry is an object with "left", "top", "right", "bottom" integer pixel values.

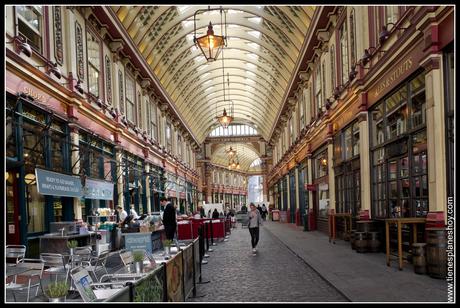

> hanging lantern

[
  {"left": 216, "top": 108, "right": 233, "bottom": 129},
  {"left": 195, "top": 21, "right": 225, "bottom": 62}
]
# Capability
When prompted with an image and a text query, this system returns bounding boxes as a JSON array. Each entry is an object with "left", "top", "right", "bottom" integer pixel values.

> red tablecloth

[{"left": 177, "top": 221, "right": 193, "bottom": 240}]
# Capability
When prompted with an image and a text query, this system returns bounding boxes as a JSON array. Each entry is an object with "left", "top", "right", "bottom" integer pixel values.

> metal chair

[
  {"left": 118, "top": 249, "right": 134, "bottom": 267},
  {"left": 6, "top": 258, "right": 44, "bottom": 302},
  {"left": 70, "top": 267, "right": 127, "bottom": 302},
  {"left": 40, "top": 253, "right": 70, "bottom": 284},
  {"left": 6, "top": 245, "right": 26, "bottom": 265},
  {"left": 81, "top": 250, "right": 110, "bottom": 282},
  {"left": 71, "top": 247, "right": 93, "bottom": 269}
]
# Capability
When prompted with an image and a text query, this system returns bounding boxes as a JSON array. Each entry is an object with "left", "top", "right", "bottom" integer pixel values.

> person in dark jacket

[
  {"left": 212, "top": 208, "right": 220, "bottom": 219},
  {"left": 161, "top": 197, "right": 177, "bottom": 240}
]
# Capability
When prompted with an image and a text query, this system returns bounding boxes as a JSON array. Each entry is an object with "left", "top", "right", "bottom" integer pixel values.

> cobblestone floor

[{"left": 188, "top": 224, "right": 348, "bottom": 302}]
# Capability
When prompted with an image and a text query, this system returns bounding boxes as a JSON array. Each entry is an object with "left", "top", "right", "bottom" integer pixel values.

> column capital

[{"left": 419, "top": 53, "right": 442, "bottom": 72}]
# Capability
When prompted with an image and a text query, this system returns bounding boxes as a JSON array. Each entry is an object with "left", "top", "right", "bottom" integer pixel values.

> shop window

[
  {"left": 314, "top": 64, "right": 322, "bottom": 115},
  {"left": 16, "top": 6, "right": 43, "bottom": 53},
  {"left": 352, "top": 122, "right": 360, "bottom": 156},
  {"left": 385, "top": 6, "right": 399, "bottom": 25},
  {"left": 137, "top": 92, "right": 142, "bottom": 128},
  {"left": 349, "top": 9, "right": 357, "bottom": 67},
  {"left": 330, "top": 45, "right": 336, "bottom": 92},
  {"left": 87, "top": 30, "right": 101, "bottom": 98},
  {"left": 177, "top": 135, "right": 182, "bottom": 160},
  {"left": 371, "top": 102, "right": 385, "bottom": 146}
]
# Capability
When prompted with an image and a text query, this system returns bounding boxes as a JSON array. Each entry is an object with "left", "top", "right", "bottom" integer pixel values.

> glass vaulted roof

[{"left": 112, "top": 5, "right": 316, "bottom": 144}]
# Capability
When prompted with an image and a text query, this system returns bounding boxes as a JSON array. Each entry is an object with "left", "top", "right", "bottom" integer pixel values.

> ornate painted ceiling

[{"left": 111, "top": 5, "right": 316, "bottom": 144}]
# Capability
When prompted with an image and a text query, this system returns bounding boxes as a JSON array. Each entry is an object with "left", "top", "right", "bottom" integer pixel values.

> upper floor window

[
  {"left": 125, "top": 74, "right": 135, "bottom": 123},
  {"left": 148, "top": 101, "right": 158, "bottom": 140},
  {"left": 137, "top": 92, "right": 142, "bottom": 128},
  {"left": 118, "top": 70, "right": 124, "bottom": 114},
  {"left": 330, "top": 45, "right": 336, "bottom": 91},
  {"left": 349, "top": 9, "right": 357, "bottom": 67},
  {"left": 385, "top": 6, "right": 399, "bottom": 25},
  {"left": 250, "top": 158, "right": 262, "bottom": 168},
  {"left": 299, "top": 97, "right": 305, "bottom": 129},
  {"left": 166, "top": 121, "right": 172, "bottom": 152},
  {"left": 16, "top": 6, "right": 43, "bottom": 53},
  {"left": 209, "top": 124, "right": 258, "bottom": 137},
  {"left": 87, "top": 30, "right": 101, "bottom": 98},
  {"left": 177, "top": 135, "right": 182, "bottom": 159},
  {"left": 314, "top": 64, "right": 322, "bottom": 116},
  {"left": 339, "top": 21, "right": 349, "bottom": 85}
]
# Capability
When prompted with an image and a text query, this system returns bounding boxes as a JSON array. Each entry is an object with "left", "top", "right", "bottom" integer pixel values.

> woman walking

[{"left": 248, "top": 203, "right": 263, "bottom": 255}]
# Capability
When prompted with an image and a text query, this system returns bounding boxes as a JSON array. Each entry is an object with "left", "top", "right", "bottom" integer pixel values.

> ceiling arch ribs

[
  {"left": 189, "top": 101, "right": 274, "bottom": 135},
  {"left": 119, "top": 6, "right": 143, "bottom": 29},
  {"left": 173, "top": 71, "right": 284, "bottom": 107},
  {"left": 157, "top": 34, "right": 296, "bottom": 85},
  {"left": 162, "top": 51, "right": 290, "bottom": 93},
  {"left": 131, "top": 6, "right": 173, "bottom": 45},
  {"left": 192, "top": 108, "right": 273, "bottom": 139},
  {"left": 182, "top": 77, "right": 280, "bottom": 111},
  {"left": 184, "top": 89, "right": 279, "bottom": 121},
  {"left": 166, "top": 58, "right": 289, "bottom": 102},
  {"left": 141, "top": 7, "right": 302, "bottom": 69},
  {"left": 211, "top": 143, "right": 261, "bottom": 171}
]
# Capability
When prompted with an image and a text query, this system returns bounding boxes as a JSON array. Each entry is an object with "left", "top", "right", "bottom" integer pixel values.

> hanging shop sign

[
  {"left": 35, "top": 168, "right": 82, "bottom": 198},
  {"left": 83, "top": 178, "right": 114, "bottom": 200}
]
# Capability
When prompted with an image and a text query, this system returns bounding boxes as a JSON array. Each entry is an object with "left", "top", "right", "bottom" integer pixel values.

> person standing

[
  {"left": 161, "top": 197, "right": 177, "bottom": 241},
  {"left": 117, "top": 205, "right": 128, "bottom": 227},
  {"left": 261, "top": 204, "right": 267, "bottom": 221},
  {"left": 130, "top": 204, "right": 140, "bottom": 220},
  {"left": 212, "top": 208, "right": 219, "bottom": 219},
  {"left": 248, "top": 203, "right": 263, "bottom": 255}
]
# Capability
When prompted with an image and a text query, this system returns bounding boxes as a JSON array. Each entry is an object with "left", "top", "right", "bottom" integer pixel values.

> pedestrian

[
  {"left": 248, "top": 202, "right": 263, "bottom": 255},
  {"left": 160, "top": 197, "right": 177, "bottom": 241},
  {"left": 207, "top": 209, "right": 212, "bottom": 218},
  {"left": 130, "top": 204, "right": 139, "bottom": 219},
  {"left": 261, "top": 204, "right": 267, "bottom": 221},
  {"left": 116, "top": 205, "right": 128, "bottom": 227},
  {"left": 212, "top": 208, "right": 219, "bottom": 219}
]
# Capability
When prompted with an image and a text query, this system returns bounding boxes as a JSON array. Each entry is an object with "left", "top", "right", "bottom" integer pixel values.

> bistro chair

[
  {"left": 70, "top": 266, "right": 127, "bottom": 302},
  {"left": 81, "top": 249, "right": 111, "bottom": 281},
  {"left": 6, "top": 245, "right": 27, "bottom": 265},
  {"left": 71, "top": 246, "right": 93, "bottom": 269},
  {"left": 118, "top": 249, "right": 134, "bottom": 267},
  {"left": 40, "top": 253, "right": 70, "bottom": 284},
  {"left": 6, "top": 258, "right": 44, "bottom": 302}
]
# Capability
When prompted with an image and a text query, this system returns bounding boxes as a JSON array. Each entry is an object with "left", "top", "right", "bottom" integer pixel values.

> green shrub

[
  {"left": 162, "top": 239, "right": 172, "bottom": 248},
  {"left": 67, "top": 240, "right": 78, "bottom": 249},
  {"left": 45, "top": 281, "right": 69, "bottom": 298},
  {"left": 133, "top": 250, "right": 145, "bottom": 262}
]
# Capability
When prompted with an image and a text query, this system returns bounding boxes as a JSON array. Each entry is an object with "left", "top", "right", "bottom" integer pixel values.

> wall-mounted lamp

[
  {"left": 359, "top": 47, "right": 387, "bottom": 67},
  {"left": 37, "top": 61, "right": 62, "bottom": 79},
  {"left": 75, "top": 80, "right": 84, "bottom": 95},
  {"left": 379, "top": 23, "right": 408, "bottom": 45},
  {"left": 348, "top": 64, "right": 358, "bottom": 81},
  {"left": 320, "top": 157, "right": 328, "bottom": 167},
  {"left": 333, "top": 85, "right": 344, "bottom": 100},
  {"left": 7, "top": 36, "right": 32, "bottom": 57}
]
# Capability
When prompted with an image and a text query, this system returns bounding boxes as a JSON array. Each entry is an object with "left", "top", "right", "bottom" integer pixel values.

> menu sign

[{"left": 35, "top": 168, "right": 82, "bottom": 198}]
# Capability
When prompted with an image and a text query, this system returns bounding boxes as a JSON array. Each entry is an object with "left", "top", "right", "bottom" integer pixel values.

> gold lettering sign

[
  {"left": 23, "top": 86, "right": 45, "bottom": 102},
  {"left": 373, "top": 58, "right": 413, "bottom": 99}
]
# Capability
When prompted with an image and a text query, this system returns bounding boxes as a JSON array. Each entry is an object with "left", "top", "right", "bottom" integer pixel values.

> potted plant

[
  {"left": 45, "top": 281, "right": 69, "bottom": 302},
  {"left": 133, "top": 250, "right": 145, "bottom": 274},
  {"left": 67, "top": 240, "right": 78, "bottom": 255},
  {"left": 162, "top": 239, "right": 172, "bottom": 256}
]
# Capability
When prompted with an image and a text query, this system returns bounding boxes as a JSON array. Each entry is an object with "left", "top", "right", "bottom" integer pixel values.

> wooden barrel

[
  {"left": 355, "top": 232, "right": 367, "bottom": 253},
  {"left": 350, "top": 230, "right": 357, "bottom": 250},
  {"left": 367, "top": 231, "right": 380, "bottom": 252},
  {"left": 426, "top": 228, "right": 447, "bottom": 279},
  {"left": 412, "top": 243, "right": 427, "bottom": 275}
]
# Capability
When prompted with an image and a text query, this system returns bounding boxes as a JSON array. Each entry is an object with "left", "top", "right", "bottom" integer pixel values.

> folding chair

[
  {"left": 81, "top": 250, "right": 110, "bottom": 281},
  {"left": 40, "top": 253, "right": 70, "bottom": 284},
  {"left": 6, "top": 245, "right": 27, "bottom": 265},
  {"left": 70, "top": 267, "right": 127, "bottom": 302},
  {"left": 6, "top": 258, "right": 44, "bottom": 302}
]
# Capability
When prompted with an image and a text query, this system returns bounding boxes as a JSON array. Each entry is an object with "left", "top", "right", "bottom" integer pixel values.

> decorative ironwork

[
  {"left": 105, "top": 55, "right": 112, "bottom": 105},
  {"left": 53, "top": 6, "right": 63, "bottom": 65},
  {"left": 75, "top": 21, "right": 84, "bottom": 80}
]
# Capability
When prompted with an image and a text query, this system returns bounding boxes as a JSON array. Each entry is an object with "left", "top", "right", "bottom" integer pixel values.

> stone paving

[
  {"left": 188, "top": 221, "right": 449, "bottom": 303},
  {"left": 188, "top": 223, "right": 348, "bottom": 302}
]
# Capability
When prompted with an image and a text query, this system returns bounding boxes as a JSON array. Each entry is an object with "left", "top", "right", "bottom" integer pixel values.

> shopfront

[
  {"left": 298, "top": 161, "right": 308, "bottom": 226},
  {"left": 369, "top": 71, "right": 428, "bottom": 219},
  {"left": 122, "top": 152, "right": 145, "bottom": 215},
  {"left": 312, "top": 145, "right": 329, "bottom": 233},
  {"left": 78, "top": 131, "right": 117, "bottom": 221},
  {"left": 334, "top": 121, "right": 361, "bottom": 217},
  {"left": 6, "top": 93, "right": 72, "bottom": 248},
  {"left": 443, "top": 43, "right": 454, "bottom": 198},
  {"left": 148, "top": 163, "right": 164, "bottom": 212},
  {"left": 289, "top": 169, "right": 296, "bottom": 223}
]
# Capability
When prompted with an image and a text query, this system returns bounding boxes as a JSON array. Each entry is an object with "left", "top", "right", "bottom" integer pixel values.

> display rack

[{"left": 87, "top": 215, "right": 117, "bottom": 255}]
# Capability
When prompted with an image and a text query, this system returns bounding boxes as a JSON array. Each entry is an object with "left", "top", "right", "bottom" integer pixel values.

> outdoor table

[
  {"left": 385, "top": 217, "right": 426, "bottom": 270},
  {"left": 328, "top": 213, "right": 352, "bottom": 243}
]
